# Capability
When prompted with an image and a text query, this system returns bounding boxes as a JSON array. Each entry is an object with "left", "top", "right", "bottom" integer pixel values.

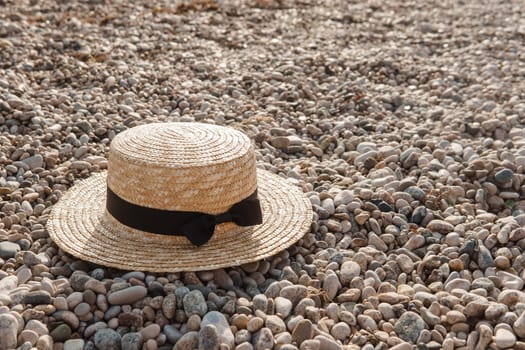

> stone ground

[{"left": 0, "top": 0, "right": 525, "bottom": 349}]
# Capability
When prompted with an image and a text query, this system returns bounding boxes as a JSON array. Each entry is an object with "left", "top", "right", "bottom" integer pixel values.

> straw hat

[{"left": 47, "top": 122, "right": 313, "bottom": 272}]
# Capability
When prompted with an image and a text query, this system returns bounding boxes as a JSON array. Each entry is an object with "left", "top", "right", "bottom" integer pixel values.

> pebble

[
  {"left": 275, "top": 297, "right": 293, "bottom": 318},
  {"left": 330, "top": 322, "right": 351, "bottom": 341},
  {"left": 93, "top": 329, "right": 121, "bottom": 350},
  {"left": 121, "top": 332, "right": 143, "bottom": 350},
  {"left": 495, "top": 325, "right": 516, "bottom": 348},
  {"left": 254, "top": 328, "right": 274, "bottom": 350},
  {"left": 394, "top": 312, "right": 427, "bottom": 344},
  {"left": 199, "top": 324, "right": 220, "bottom": 350},
  {"left": 183, "top": 290, "right": 208, "bottom": 317},
  {"left": 63, "top": 339, "right": 85, "bottom": 350},
  {"left": 266, "top": 315, "right": 287, "bottom": 334},
  {"left": 279, "top": 285, "right": 308, "bottom": 306},
  {"left": 292, "top": 319, "right": 314, "bottom": 346},
  {"left": 25, "top": 320, "right": 48, "bottom": 336},
  {"left": 50, "top": 324, "right": 72, "bottom": 342},
  {"left": 300, "top": 340, "right": 320, "bottom": 350},
  {"left": 139, "top": 324, "right": 160, "bottom": 341},
  {"left": 36, "top": 335, "right": 53, "bottom": 350},
  {"left": 199, "top": 311, "right": 234, "bottom": 348},
  {"left": 107, "top": 286, "right": 148, "bottom": 305},
  {"left": 340, "top": 261, "right": 361, "bottom": 285},
  {"left": 314, "top": 335, "right": 343, "bottom": 350},
  {"left": 0, "top": 242, "right": 20, "bottom": 259},
  {"left": 0, "top": 313, "right": 18, "bottom": 350},
  {"left": 173, "top": 331, "right": 198, "bottom": 350},
  {"left": 23, "top": 291, "right": 52, "bottom": 305},
  {"left": 514, "top": 312, "right": 525, "bottom": 337},
  {"left": 0, "top": 3, "right": 523, "bottom": 350},
  {"left": 20, "top": 329, "right": 39, "bottom": 346}
]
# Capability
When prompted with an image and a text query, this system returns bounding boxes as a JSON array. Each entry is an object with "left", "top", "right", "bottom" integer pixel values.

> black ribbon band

[{"left": 106, "top": 187, "right": 263, "bottom": 246}]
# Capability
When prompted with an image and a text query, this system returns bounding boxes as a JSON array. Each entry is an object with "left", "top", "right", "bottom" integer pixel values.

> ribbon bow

[
  {"left": 106, "top": 188, "right": 263, "bottom": 246},
  {"left": 179, "top": 193, "right": 263, "bottom": 246}
]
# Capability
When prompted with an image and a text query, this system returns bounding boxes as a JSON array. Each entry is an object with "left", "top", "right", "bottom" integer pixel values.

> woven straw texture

[
  {"left": 46, "top": 122, "right": 312, "bottom": 272},
  {"left": 107, "top": 123, "right": 258, "bottom": 213},
  {"left": 47, "top": 169, "right": 312, "bottom": 272}
]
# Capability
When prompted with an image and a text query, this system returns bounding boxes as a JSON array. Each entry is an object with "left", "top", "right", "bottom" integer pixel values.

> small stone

[
  {"left": 292, "top": 319, "right": 313, "bottom": 346},
  {"left": 50, "top": 324, "right": 72, "bottom": 343},
  {"left": 252, "top": 294, "right": 268, "bottom": 313},
  {"left": 357, "top": 315, "right": 377, "bottom": 331},
  {"left": 108, "top": 286, "right": 148, "bottom": 305},
  {"left": 23, "top": 291, "right": 52, "bottom": 306},
  {"left": 279, "top": 285, "right": 308, "bottom": 306},
  {"left": 275, "top": 297, "right": 293, "bottom": 318},
  {"left": 199, "top": 311, "right": 234, "bottom": 348},
  {"left": 85, "top": 279, "right": 107, "bottom": 294},
  {"left": 70, "top": 160, "right": 91, "bottom": 170},
  {"left": 94, "top": 328, "right": 122, "bottom": 350},
  {"left": 247, "top": 317, "right": 264, "bottom": 333},
  {"left": 300, "top": 339, "right": 320, "bottom": 350},
  {"left": 74, "top": 302, "right": 91, "bottom": 317},
  {"left": 271, "top": 136, "right": 290, "bottom": 149},
  {"left": 0, "top": 241, "right": 20, "bottom": 259},
  {"left": 25, "top": 319, "right": 48, "bottom": 336},
  {"left": 495, "top": 326, "right": 516, "bottom": 348},
  {"left": 162, "top": 294, "right": 176, "bottom": 319},
  {"left": 495, "top": 168, "right": 514, "bottom": 183},
  {"left": 253, "top": 328, "right": 274, "bottom": 350},
  {"left": 36, "top": 335, "right": 53, "bottom": 350},
  {"left": 64, "top": 339, "right": 85, "bottom": 350},
  {"left": 213, "top": 269, "right": 234, "bottom": 289},
  {"left": 477, "top": 324, "right": 493, "bottom": 349},
  {"left": 323, "top": 273, "right": 341, "bottom": 301},
  {"left": 183, "top": 290, "right": 208, "bottom": 317},
  {"left": 446, "top": 310, "right": 466, "bottom": 324},
  {"left": 235, "top": 342, "right": 254, "bottom": 350},
  {"left": 314, "top": 335, "right": 342, "bottom": 350},
  {"left": 121, "top": 332, "right": 143, "bottom": 350},
  {"left": 330, "top": 322, "right": 350, "bottom": 341},
  {"left": 198, "top": 324, "right": 220, "bottom": 350},
  {"left": 164, "top": 325, "right": 182, "bottom": 344},
  {"left": 334, "top": 190, "right": 353, "bottom": 206},
  {"left": 377, "top": 292, "right": 410, "bottom": 304},
  {"left": 174, "top": 331, "right": 198, "bottom": 350},
  {"left": 444, "top": 278, "right": 471, "bottom": 292},
  {"left": 394, "top": 311, "right": 427, "bottom": 344},
  {"left": 265, "top": 315, "right": 286, "bottom": 334},
  {"left": 22, "top": 154, "right": 44, "bottom": 169},
  {"left": 485, "top": 303, "right": 507, "bottom": 320},
  {"left": 187, "top": 314, "right": 201, "bottom": 332},
  {"left": 70, "top": 274, "right": 91, "bottom": 292},
  {"left": 404, "top": 186, "right": 425, "bottom": 201},
  {"left": 0, "top": 276, "right": 18, "bottom": 294},
  {"left": 340, "top": 261, "right": 361, "bottom": 285},
  {"left": 139, "top": 324, "right": 160, "bottom": 341},
  {"left": 21, "top": 329, "right": 39, "bottom": 346},
  {"left": 426, "top": 220, "right": 454, "bottom": 233},
  {"left": 0, "top": 313, "right": 18, "bottom": 350},
  {"left": 17, "top": 266, "right": 32, "bottom": 284},
  {"left": 478, "top": 244, "right": 494, "bottom": 269},
  {"left": 514, "top": 311, "right": 525, "bottom": 337},
  {"left": 389, "top": 343, "right": 411, "bottom": 350},
  {"left": 395, "top": 255, "right": 414, "bottom": 274}
]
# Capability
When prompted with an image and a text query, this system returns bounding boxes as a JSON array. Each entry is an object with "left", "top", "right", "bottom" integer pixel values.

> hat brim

[{"left": 47, "top": 169, "right": 312, "bottom": 272}]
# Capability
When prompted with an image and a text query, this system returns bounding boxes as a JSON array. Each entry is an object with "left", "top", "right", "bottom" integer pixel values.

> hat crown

[{"left": 107, "top": 123, "right": 258, "bottom": 214}]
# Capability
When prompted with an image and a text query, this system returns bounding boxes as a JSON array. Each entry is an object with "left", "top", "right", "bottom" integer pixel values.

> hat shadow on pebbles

[{"left": 47, "top": 122, "right": 313, "bottom": 272}]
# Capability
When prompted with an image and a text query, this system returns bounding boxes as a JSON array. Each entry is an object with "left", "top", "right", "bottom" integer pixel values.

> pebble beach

[{"left": 1, "top": 0, "right": 525, "bottom": 349}]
